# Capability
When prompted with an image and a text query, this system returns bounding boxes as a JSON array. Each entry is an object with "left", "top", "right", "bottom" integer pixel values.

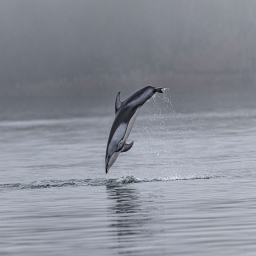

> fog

[
  {"left": 1, "top": 0, "right": 256, "bottom": 98},
  {"left": 2, "top": 4, "right": 256, "bottom": 254}
]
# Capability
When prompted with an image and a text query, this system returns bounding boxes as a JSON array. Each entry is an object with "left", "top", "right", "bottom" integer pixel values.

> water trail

[{"left": 0, "top": 175, "right": 223, "bottom": 190}]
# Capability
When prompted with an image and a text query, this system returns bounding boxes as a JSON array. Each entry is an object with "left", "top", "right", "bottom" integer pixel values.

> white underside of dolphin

[{"left": 107, "top": 108, "right": 140, "bottom": 170}]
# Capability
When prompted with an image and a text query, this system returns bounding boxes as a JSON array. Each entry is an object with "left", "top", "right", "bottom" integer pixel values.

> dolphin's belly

[
  {"left": 122, "top": 108, "right": 140, "bottom": 143},
  {"left": 111, "top": 123, "right": 127, "bottom": 144}
]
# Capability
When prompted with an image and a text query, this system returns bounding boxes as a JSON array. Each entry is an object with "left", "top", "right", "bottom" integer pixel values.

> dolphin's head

[
  {"left": 105, "top": 151, "right": 119, "bottom": 174},
  {"left": 105, "top": 141, "right": 123, "bottom": 173}
]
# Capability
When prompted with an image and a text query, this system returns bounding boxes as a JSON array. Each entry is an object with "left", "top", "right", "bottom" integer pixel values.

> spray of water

[{"left": 133, "top": 86, "right": 209, "bottom": 179}]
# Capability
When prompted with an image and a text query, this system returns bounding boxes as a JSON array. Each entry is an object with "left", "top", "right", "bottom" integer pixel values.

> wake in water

[{"left": 0, "top": 175, "right": 222, "bottom": 190}]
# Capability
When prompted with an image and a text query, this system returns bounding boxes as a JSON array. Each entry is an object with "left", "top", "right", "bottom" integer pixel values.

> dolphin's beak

[{"left": 106, "top": 164, "right": 110, "bottom": 174}]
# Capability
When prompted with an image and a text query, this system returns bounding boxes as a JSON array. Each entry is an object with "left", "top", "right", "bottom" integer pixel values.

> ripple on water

[{"left": 0, "top": 175, "right": 223, "bottom": 190}]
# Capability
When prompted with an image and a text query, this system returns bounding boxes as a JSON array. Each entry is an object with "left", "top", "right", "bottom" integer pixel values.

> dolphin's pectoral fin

[
  {"left": 115, "top": 92, "right": 123, "bottom": 114},
  {"left": 121, "top": 141, "right": 134, "bottom": 153}
]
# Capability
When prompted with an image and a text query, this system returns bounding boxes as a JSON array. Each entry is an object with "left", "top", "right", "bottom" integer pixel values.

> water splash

[
  {"left": 0, "top": 175, "right": 222, "bottom": 190},
  {"left": 135, "top": 87, "right": 178, "bottom": 176}
]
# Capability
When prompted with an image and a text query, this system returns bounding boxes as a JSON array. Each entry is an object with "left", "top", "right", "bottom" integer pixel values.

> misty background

[{"left": 0, "top": 0, "right": 256, "bottom": 117}]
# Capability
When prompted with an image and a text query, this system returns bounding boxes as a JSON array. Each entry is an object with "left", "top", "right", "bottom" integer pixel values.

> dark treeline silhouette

[{"left": 1, "top": 0, "right": 256, "bottom": 97}]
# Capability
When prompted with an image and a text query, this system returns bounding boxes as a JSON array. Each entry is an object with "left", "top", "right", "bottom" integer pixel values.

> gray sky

[{"left": 1, "top": 0, "right": 256, "bottom": 96}]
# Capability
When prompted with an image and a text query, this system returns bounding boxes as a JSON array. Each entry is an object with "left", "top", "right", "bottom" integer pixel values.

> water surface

[{"left": 1, "top": 91, "right": 256, "bottom": 255}]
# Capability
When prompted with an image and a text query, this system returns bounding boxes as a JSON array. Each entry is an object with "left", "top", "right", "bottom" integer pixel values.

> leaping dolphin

[{"left": 105, "top": 86, "right": 163, "bottom": 173}]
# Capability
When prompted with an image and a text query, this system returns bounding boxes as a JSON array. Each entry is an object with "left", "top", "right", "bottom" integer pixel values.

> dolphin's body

[{"left": 105, "top": 86, "right": 163, "bottom": 173}]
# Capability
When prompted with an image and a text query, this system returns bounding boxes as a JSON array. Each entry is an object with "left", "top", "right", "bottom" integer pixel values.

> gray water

[{"left": 1, "top": 91, "right": 256, "bottom": 255}]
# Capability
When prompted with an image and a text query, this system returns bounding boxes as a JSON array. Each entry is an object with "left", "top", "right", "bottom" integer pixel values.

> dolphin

[{"left": 105, "top": 86, "right": 163, "bottom": 173}]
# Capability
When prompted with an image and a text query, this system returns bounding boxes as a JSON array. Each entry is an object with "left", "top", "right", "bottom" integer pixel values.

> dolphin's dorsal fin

[
  {"left": 121, "top": 141, "right": 134, "bottom": 153},
  {"left": 115, "top": 92, "right": 123, "bottom": 114}
]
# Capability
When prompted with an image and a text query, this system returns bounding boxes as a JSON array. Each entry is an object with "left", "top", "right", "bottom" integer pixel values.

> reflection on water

[
  {"left": 107, "top": 185, "right": 141, "bottom": 214},
  {"left": 107, "top": 185, "right": 151, "bottom": 255}
]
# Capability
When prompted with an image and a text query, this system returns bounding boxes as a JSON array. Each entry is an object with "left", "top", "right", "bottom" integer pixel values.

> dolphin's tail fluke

[{"left": 155, "top": 87, "right": 163, "bottom": 93}]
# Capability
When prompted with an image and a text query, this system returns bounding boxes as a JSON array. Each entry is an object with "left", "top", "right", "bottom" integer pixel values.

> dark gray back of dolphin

[{"left": 105, "top": 86, "right": 163, "bottom": 173}]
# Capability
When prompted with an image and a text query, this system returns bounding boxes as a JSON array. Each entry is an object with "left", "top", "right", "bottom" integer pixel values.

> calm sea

[{"left": 0, "top": 89, "right": 256, "bottom": 255}]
